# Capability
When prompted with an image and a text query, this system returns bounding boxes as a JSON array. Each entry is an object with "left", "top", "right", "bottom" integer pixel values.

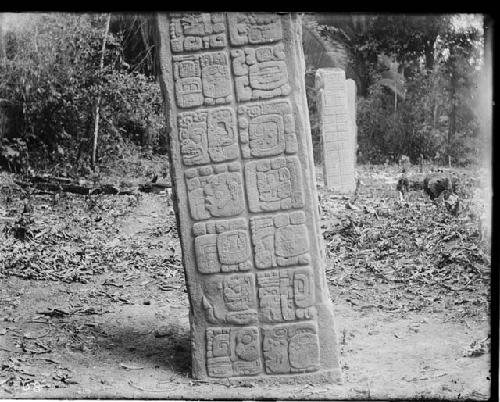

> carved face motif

[
  {"left": 202, "top": 64, "right": 230, "bottom": 98},
  {"left": 235, "top": 330, "right": 259, "bottom": 362},
  {"left": 256, "top": 169, "right": 291, "bottom": 202},
  {"left": 204, "top": 173, "right": 242, "bottom": 216},
  {"left": 181, "top": 124, "right": 206, "bottom": 163},
  {"left": 249, "top": 115, "right": 284, "bottom": 156},
  {"left": 217, "top": 230, "right": 250, "bottom": 264},
  {"left": 204, "top": 175, "right": 231, "bottom": 210},
  {"left": 223, "top": 275, "right": 250, "bottom": 311}
]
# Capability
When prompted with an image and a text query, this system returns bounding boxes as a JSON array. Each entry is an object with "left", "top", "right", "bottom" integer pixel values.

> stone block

[
  {"left": 154, "top": 12, "right": 341, "bottom": 384},
  {"left": 316, "top": 68, "right": 356, "bottom": 192}
]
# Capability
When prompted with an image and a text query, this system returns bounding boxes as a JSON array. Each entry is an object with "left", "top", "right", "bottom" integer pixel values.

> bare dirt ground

[{"left": 0, "top": 164, "right": 491, "bottom": 399}]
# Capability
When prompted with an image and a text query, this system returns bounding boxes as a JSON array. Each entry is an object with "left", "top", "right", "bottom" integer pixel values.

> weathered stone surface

[
  {"left": 154, "top": 12, "right": 341, "bottom": 383},
  {"left": 316, "top": 68, "right": 356, "bottom": 192},
  {"left": 346, "top": 78, "right": 357, "bottom": 145}
]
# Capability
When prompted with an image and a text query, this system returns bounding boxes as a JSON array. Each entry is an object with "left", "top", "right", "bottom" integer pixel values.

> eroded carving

[
  {"left": 193, "top": 218, "right": 252, "bottom": 273},
  {"left": 262, "top": 322, "right": 320, "bottom": 374},
  {"left": 250, "top": 211, "right": 310, "bottom": 269},
  {"left": 245, "top": 156, "right": 304, "bottom": 213},
  {"left": 317, "top": 68, "right": 356, "bottom": 192},
  {"left": 170, "top": 13, "right": 227, "bottom": 53},
  {"left": 178, "top": 107, "right": 239, "bottom": 165},
  {"left": 173, "top": 52, "right": 232, "bottom": 108},
  {"left": 201, "top": 272, "right": 258, "bottom": 325},
  {"left": 231, "top": 44, "right": 291, "bottom": 102},
  {"left": 186, "top": 163, "right": 245, "bottom": 220},
  {"left": 237, "top": 100, "right": 297, "bottom": 158},
  {"left": 228, "top": 13, "right": 283, "bottom": 46},
  {"left": 256, "top": 267, "right": 315, "bottom": 322},
  {"left": 206, "top": 327, "right": 262, "bottom": 377}
]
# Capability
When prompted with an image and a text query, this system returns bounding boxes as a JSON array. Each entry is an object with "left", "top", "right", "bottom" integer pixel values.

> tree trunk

[
  {"left": 447, "top": 63, "right": 457, "bottom": 163},
  {"left": 0, "top": 13, "right": 5, "bottom": 62},
  {"left": 424, "top": 43, "right": 434, "bottom": 71},
  {"left": 448, "top": 100, "right": 456, "bottom": 143},
  {"left": 433, "top": 103, "right": 439, "bottom": 129},
  {"left": 91, "top": 14, "right": 111, "bottom": 172}
]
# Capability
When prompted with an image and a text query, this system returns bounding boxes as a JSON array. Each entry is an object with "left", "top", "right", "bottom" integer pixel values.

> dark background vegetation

[
  {"left": 0, "top": 13, "right": 486, "bottom": 174},
  {"left": 302, "top": 14, "right": 484, "bottom": 165}
]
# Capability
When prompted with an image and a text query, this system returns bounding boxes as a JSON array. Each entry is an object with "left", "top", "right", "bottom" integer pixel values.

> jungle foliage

[
  {"left": 305, "top": 14, "right": 485, "bottom": 165},
  {"left": 0, "top": 13, "right": 162, "bottom": 174}
]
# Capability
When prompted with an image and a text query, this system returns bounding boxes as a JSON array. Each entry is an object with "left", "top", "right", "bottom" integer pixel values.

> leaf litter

[
  {"left": 0, "top": 164, "right": 491, "bottom": 395},
  {"left": 320, "top": 165, "right": 490, "bottom": 318}
]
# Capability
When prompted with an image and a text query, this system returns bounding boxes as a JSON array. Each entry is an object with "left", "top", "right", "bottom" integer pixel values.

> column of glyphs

[
  {"left": 316, "top": 68, "right": 356, "bottom": 192},
  {"left": 158, "top": 12, "right": 340, "bottom": 382}
]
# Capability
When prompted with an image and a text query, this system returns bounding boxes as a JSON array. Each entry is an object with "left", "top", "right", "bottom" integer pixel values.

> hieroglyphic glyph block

[
  {"left": 316, "top": 68, "right": 356, "bottom": 192},
  {"left": 250, "top": 211, "right": 311, "bottom": 269},
  {"left": 231, "top": 44, "right": 292, "bottom": 102},
  {"left": 178, "top": 107, "right": 239, "bottom": 165},
  {"left": 185, "top": 163, "right": 246, "bottom": 220},
  {"left": 256, "top": 267, "right": 315, "bottom": 322},
  {"left": 245, "top": 156, "right": 304, "bottom": 213},
  {"left": 206, "top": 326, "right": 262, "bottom": 377},
  {"left": 201, "top": 272, "right": 258, "bottom": 325},
  {"left": 237, "top": 100, "right": 298, "bottom": 158},
  {"left": 262, "top": 322, "right": 320, "bottom": 374},
  {"left": 173, "top": 52, "right": 233, "bottom": 108},
  {"left": 170, "top": 13, "right": 227, "bottom": 53},
  {"left": 155, "top": 12, "right": 341, "bottom": 383},
  {"left": 193, "top": 218, "right": 252, "bottom": 273},
  {"left": 227, "top": 13, "right": 283, "bottom": 46}
]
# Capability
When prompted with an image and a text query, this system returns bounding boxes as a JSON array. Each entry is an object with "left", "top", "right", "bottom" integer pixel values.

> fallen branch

[
  {"left": 13, "top": 171, "right": 173, "bottom": 196},
  {"left": 13, "top": 177, "right": 164, "bottom": 196},
  {"left": 23, "top": 329, "right": 50, "bottom": 339},
  {"left": 127, "top": 380, "right": 169, "bottom": 392},
  {"left": 138, "top": 182, "right": 171, "bottom": 193}
]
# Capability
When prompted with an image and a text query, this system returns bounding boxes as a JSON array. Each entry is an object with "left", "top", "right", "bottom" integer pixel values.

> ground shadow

[{"left": 94, "top": 321, "right": 191, "bottom": 376}]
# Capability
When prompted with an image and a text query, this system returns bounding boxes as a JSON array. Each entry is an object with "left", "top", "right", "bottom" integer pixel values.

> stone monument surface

[
  {"left": 316, "top": 68, "right": 356, "bottom": 192},
  {"left": 154, "top": 12, "right": 341, "bottom": 383},
  {"left": 346, "top": 78, "right": 357, "bottom": 145}
]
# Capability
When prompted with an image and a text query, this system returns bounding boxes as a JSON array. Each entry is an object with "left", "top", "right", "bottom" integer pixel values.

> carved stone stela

[
  {"left": 316, "top": 68, "right": 356, "bottom": 192},
  {"left": 156, "top": 12, "right": 341, "bottom": 383}
]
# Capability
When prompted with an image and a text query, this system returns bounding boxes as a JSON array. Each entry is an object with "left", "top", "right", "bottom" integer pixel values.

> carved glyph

[
  {"left": 178, "top": 107, "right": 239, "bottom": 165},
  {"left": 262, "top": 322, "right": 320, "bottom": 374},
  {"left": 237, "top": 100, "right": 298, "bottom": 158},
  {"left": 185, "top": 163, "right": 246, "bottom": 220},
  {"left": 173, "top": 52, "right": 233, "bottom": 108},
  {"left": 231, "top": 44, "right": 291, "bottom": 102},
  {"left": 193, "top": 218, "right": 252, "bottom": 273},
  {"left": 206, "top": 326, "right": 262, "bottom": 377},
  {"left": 201, "top": 272, "right": 258, "bottom": 325},
  {"left": 228, "top": 13, "right": 283, "bottom": 46},
  {"left": 256, "top": 267, "right": 315, "bottom": 322},
  {"left": 170, "top": 13, "right": 227, "bottom": 53},
  {"left": 250, "top": 211, "right": 310, "bottom": 269},
  {"left": 245, "top": 156, "right": 304, "bottom": 213}
]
